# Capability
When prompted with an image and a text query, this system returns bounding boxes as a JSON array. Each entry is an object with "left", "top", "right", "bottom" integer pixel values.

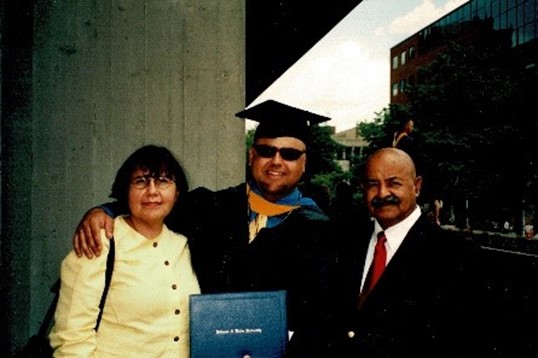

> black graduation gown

[{"left": 169, "top": 183, "right": 336, "bottom": 333}]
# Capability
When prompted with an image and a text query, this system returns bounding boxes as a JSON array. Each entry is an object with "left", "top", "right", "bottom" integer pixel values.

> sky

[{"left": 247, "top": 0, "right": 469, "bottom": 133}]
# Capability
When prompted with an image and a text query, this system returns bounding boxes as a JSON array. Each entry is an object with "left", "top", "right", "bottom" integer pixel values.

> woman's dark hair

[{"left": 110, "top": 145, "right": 188, "bottom": 209}]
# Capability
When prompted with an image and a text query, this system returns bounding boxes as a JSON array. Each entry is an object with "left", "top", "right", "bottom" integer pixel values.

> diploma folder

[{"left": 189, "top": 290, "right": 288, "bottom": 358}]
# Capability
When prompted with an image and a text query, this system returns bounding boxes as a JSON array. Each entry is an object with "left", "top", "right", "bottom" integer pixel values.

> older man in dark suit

[{"left": 290, "top": 147, "right": 490, "bottom": 358}]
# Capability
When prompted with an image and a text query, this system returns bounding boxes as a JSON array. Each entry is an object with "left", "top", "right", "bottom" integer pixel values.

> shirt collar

[{"left": 374, "top": 205, "right": 422, "bottom": 250}]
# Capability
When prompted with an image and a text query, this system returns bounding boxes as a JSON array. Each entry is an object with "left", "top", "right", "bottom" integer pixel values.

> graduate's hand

[{"left": 73, "top": 207, "right": 114, "bottom": 258}]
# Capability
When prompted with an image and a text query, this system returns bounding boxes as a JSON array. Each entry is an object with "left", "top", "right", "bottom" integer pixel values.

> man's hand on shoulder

[{"left": 73, "top": 207, "right": 114, "bottom": 258}]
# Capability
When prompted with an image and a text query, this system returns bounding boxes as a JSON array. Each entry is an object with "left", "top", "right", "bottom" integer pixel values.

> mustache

[{"left": 371, "top": 196, "right": 400, "bottom": 207}]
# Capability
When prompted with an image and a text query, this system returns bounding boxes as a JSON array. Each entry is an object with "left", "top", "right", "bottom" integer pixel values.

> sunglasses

[{"left": 253, "top": 144, "right": 306, "bottom": 161}]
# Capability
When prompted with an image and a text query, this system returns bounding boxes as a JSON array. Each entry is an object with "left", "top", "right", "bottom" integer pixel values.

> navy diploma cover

[{"left": 189, "top": 291, "right": 288, "bottom": 358}]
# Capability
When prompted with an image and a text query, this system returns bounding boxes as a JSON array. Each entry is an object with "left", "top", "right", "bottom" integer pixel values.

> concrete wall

[{"left": 1, "top": 0, "right": 245, "bottom": 353}]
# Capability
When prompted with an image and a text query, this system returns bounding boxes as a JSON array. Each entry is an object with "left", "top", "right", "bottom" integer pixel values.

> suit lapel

[{"left": 358, "top": 215, "right": 429, "bottom": 307}]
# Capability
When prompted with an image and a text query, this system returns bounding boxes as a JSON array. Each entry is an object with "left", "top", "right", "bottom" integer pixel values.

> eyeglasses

[
  {"left": 131, "top": 175, "right": 175, "bottom": 190},
  {"left": 253, "top": 144, "right": 306, "bottom": 161}
]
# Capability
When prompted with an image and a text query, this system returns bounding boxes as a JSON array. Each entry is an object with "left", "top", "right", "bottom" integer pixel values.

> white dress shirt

[{"left": 360, "top": 205, "right": 422, "bottom": 291}]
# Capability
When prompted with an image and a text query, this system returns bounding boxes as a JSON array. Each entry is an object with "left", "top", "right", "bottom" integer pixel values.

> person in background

[
  {"left": 301, "top": 147, "right": 489, "bottom": 357},
  {"left": 49, "top": 145, "right": 200, "bottom": 357},
  {"left": 392, "top": 118, "right": 415, "bottom": 153},
  {"left": 524, "top": 224, "right": 538, "bottom": 240},
  {"left": 503, "top": 220, "right": 512, "bottom": 233},
  {"left": 423, "top": 197, "right": 443, "bottom": 227},
  {"left": 432, "top": 197, "right": 443, "bottom": 226},
  {"left": 70, "top": 100, "right": 336, "bottom": 354}
]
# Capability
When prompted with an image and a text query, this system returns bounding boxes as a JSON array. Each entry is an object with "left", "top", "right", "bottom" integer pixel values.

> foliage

[
  {"left": 409, "top": 40, "right": 537, "bottom": 229},
  {"left": 307, "top": 125, "right": 344, "bottom": 178},
  {"left": 246, "top": 128, "right": 255, "bottom": 149},
  {"left": 356, "top": 37, "right": 538, "bottom": 231},
  {"left": 357, "top": 104, "right": 413, "bottom": 153},
  {"left": 353, "top": 104, "right": 413, "bottom": 182}
]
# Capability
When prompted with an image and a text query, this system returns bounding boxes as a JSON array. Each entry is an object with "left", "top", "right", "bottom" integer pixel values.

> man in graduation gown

[{"left": 72, "top": 100, "right": 337, "bottom": 347}]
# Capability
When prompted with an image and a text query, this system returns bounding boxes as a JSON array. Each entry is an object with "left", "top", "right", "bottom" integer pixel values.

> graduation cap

[{"left": 235, "top": 100, "right": 331, "bottom": 145}]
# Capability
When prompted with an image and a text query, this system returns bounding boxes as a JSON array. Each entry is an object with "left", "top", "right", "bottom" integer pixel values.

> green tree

[
  {"left": 409, "top": 39, "right": 537, "bottom": 230},
  {"left": 353, "top": 103, "right": 413, "bottom": 181},
  {"left": 307, "top": 125, "right": 344, "bottom": 179},
  {"left": 358, "top": 36, "right": 538, "bottom": 231}
]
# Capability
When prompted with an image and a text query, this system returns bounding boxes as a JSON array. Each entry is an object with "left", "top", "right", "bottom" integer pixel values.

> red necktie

[{"left": 358, "top": 231, "right": 387, "bottom": 308}]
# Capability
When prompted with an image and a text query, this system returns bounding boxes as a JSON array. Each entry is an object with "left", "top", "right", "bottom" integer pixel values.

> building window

[
  {"left": 523, "top": 1, "right": 535, "bottom": 26},
  {"left": 519, "top": 24, "right": 531, "bottom": 45},
  {"left": 409, "top": 46, "right": 415, "bottom": 59},
  {"left": 399, "top": 80, "right": 406, "bottom": 93},
  {"left": 400, "top": 51, "right": 406, "bottom": 65},
  {"left": 392, "top": 82, "right": 398, "bottom": 97},
  {"left": 392, "top": 55, "right": 398, "bottom": 69}
]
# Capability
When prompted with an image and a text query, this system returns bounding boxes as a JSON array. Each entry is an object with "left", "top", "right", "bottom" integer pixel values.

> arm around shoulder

[{"left": 73, "top": 202, "right": 121, "bottom": 258}]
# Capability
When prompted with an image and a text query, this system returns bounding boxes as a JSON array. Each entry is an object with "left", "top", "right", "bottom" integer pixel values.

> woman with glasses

[{"left": 50, "top": 145, "right": 200, "bottom": 357}]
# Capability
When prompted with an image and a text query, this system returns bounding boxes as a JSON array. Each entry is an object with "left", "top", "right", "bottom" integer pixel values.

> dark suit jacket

[{"left": 291, "top": 213, "right": 490, "bottom": 358}]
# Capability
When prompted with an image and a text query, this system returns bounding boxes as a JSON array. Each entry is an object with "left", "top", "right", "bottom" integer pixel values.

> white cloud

[
  {"left": 387, "top": 0, "right": 469, "bottom": 41},
  {"left": 249, "top": 39, "right": 388, "bottom": 131},
  {"left": 250, "top": 0, "right": 470, "bottom": 132}
]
